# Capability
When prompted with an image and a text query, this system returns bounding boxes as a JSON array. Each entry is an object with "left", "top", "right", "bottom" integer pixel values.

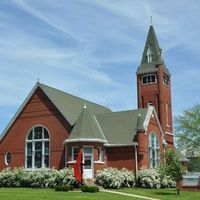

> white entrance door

[{"left": 83, "top": 146, "right": 93, "bottom": 179}]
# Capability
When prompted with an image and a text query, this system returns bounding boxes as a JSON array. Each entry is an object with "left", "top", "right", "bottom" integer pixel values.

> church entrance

[{"left": 83, "top": 146, "right": 93, "bottom": 179}]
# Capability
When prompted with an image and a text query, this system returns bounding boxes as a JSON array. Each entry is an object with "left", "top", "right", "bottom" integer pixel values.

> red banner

[{"left": 74, "top": 151, "right": 83, "bottom": 183}]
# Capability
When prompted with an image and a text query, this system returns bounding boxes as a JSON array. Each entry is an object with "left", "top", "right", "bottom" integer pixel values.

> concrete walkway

[{"left": 100, "top": 189, "right": 160, "bottom": 200}]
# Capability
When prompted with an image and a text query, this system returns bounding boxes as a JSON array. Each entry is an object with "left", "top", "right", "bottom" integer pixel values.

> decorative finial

[
  {"left": 37, "top": 73, "right": 40, "bottom": 83},
  {"left": 83, "top": 103, "right": 87, "bottom": 109},
  {"left": 150, "top": 16, "right": 153, "bottom": 25}
]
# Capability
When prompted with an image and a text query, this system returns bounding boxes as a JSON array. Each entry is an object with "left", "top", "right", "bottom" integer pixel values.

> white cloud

[{"left": 0, "top": 0, "right": 200, "bottom": 134}]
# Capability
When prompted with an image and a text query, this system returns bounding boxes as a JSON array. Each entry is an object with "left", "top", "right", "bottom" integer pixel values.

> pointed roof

[
  {"left": 65, "top": 106, "right": 107, "bottom": 143},
  {"left": 137, "top": 25, "right": 170, "bottom": 76}
]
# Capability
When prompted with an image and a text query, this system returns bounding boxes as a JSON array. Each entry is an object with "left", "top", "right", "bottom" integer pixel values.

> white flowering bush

[
  {"left": 137, "top": 169, "right": 161, "bottom": 189},
  {"left": 159, "top": 168, "right": 176, "bottom": 188},
  {"left": 95, "top": 168, "right": 135, "bottom": 189},
  {"left": 0, "top": 167, "right": 77, "bottom": 188},
  {"left": 137, "top": 169, "right": 175, "bottom": 189}
]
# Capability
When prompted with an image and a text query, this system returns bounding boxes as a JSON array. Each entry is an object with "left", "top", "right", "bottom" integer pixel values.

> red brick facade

[
  {"left": 137, "top": 65, "right": 173, "bottom": 147},
  {"left": 0, "top": 86, "right": 165, "bottom": 174},
  {"left": 0, "top": 88, "right": 71, "bottom": 169}
]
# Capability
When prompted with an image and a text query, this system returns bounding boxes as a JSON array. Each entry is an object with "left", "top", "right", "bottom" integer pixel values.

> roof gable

[
  {"left": 0, "top": 83, "right": 111, "bottom": 141},
  {"left": 96, "top": 108, "right": 148, "bottom": 146},
  {"left": 143, "top": 106, "right": 166, "bottom": 144}
]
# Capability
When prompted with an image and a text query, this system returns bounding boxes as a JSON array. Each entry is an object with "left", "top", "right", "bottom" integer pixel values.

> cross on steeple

[{"left": 150, "top": 16, "right": 153, "bottom": 25}]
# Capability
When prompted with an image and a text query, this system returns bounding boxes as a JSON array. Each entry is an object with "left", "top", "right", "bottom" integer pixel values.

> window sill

[
  {"left": 94, "top": 161, "right": 105, "bottom": 164},
  {"left": 25, "top": 167, "right": 50, "bottom": 171},
  {"left": 67, "top": 161, "right": 76, "bottom": 164},
  {"left": 163, "top": 83, "right": 170, "bottom": 87},
  {"left": 142, "top": 82, "right": 157, "bottom": 86}
]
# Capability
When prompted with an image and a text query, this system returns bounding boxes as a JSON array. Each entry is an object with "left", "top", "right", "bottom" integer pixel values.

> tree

[
  {"left": 175, "top": 104, "right": 200, "bottom": 156},
  {"left": 162, "top": 149, "right": 185, "bottom": 195}
]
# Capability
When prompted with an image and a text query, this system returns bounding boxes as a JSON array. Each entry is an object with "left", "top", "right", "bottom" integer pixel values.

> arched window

[
  {"left": 5, "top": 152, "right": 11, "bottom": 166},
  {"left": 25, "top": 126, "right": 50, "bottom": 169},
  {"left": 149, "top": 133, "right": 160, "bottom": 168}
]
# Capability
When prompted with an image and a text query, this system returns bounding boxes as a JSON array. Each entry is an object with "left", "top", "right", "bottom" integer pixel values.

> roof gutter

[
  {"left": 63, "top": 138, "right": 108, "bottom": 144},
  {"left": 104, "top": 143, "right": 138, "bottom": 147}
]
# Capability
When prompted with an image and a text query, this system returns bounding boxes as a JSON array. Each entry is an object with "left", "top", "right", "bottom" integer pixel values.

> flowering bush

[
  {"left": 95, "top": 168, "right": 135, "bottom": 189},
  {"left": 137, "top": 169, "right": 175, "bottom": 189},
  {"left": 0, "top": 167, "right": 77, "bottom": 188}
]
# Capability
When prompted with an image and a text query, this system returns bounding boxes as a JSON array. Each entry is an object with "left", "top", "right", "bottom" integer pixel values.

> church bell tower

[{"left": 136, "top": 25, "right": 173, "bottom": 146}]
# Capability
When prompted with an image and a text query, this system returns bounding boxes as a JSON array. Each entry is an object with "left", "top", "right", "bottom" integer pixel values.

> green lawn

[
  {"left": 0, "top": 188, "right": 140, "bottom": 200},
  {"left": 0, "top": 188, "right": 199, "bottom": 200},
  {"left": 118, "top": 188, "right": 200, "bottom": 200}
]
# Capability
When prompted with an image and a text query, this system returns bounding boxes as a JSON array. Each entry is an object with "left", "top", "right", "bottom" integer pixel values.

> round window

[{"left": 5, "top": 152, "right": 11, "bottom": 165}]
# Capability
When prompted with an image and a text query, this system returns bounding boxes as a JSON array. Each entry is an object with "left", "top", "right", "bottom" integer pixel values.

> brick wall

[{"left": 0, "top": 87, "right": 71, "bottom": 170}]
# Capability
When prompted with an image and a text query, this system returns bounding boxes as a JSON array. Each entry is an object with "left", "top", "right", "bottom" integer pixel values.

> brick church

[{"left": 0, "top": 25, "right": 173, "bottom": 178}]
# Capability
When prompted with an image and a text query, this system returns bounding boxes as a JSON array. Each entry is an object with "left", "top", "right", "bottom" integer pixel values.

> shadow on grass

[{"left": 155, "top": 190, "right": 178, "bottom": 196}]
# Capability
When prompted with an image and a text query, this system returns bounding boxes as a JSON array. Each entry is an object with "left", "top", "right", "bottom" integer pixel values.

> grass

[
  {"left": 118, "top": 188, "right": 200, "bottom": 200},
  {"left": 0, "top": 188, "right": 141, "bottom": 200},
  {"left": 0, "top": 188, "right": 199, "bottom": 200}
]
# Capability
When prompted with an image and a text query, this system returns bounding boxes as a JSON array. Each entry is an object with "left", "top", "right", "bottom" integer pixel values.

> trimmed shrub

[
  {"left": 62, "top": 185, "right": 70, "bottom": 191},
  {"left": 95, "top": 168, "right": 135, "bottom": 189},
  {"left": 81, "top": 185, "right": 89, "bottom": 192},
  {"left": 69, "top": 185, "right": 74, "bottom": 191},
  {"left": 87, "top": 186, "right": 99, "bottom": 193},
  {"left": 81, "top": 185, "right": 99, "bottom": 193},
  {"left": 55, "top": 186, "right": 62, "bottom": 191},
  {"left": 55, "top": 185, "right": 70, "bottom": 192}
]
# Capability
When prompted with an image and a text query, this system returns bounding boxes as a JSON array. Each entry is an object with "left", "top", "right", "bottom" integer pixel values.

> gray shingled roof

[
  {"left": 137, "top": 25, "right": 170, "bottom": 76},
  {"left": 67, "top": 106, "right": 107, "bottom": 143},
  {"left": 95, "top": 109, "right": 148, "bottom": 146},
  {"left": 0, "top": 82, "right": 150, "bottom": 146},
  {"left": 39, "top": 83, "right": 111, "bottom": 125}
]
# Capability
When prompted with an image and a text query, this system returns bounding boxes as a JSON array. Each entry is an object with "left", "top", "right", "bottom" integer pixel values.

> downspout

[{"left": 134, "top": 145, "right": 138, "bottom": 179}]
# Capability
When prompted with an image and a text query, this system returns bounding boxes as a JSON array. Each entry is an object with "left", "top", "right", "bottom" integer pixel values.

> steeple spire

[
  {"left": 141, "top": 25, "right": 161, "bottom": 64},
  {"left": 136, "top": 25, "right": 170, "bottom": 76}
]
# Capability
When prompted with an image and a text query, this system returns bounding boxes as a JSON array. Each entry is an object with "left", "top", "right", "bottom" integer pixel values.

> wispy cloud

[{"left": 0, "top": 0, "right": 200, "bottom": 134}]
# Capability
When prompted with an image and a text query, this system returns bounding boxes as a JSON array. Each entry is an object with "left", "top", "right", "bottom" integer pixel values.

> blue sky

[{"left": 0, "top": 0, "right": 200, "bottom": 134}]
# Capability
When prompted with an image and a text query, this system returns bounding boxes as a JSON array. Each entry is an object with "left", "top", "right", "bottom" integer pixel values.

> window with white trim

[
  {"left": 25, "top": 126, "right": 50, "bottom": 169},
  {"left": 149, "top": 133, "right": 160, "bottom": 168},
  {"left": 142, "top": 74, "right": 156, "bottom": 85},
  {"left": 148, "top": 101, "right": 153, "bottom": 107},
  {"left": 72, "top": 147, "right": 79, "bottom": 161},
  {"left": 5, "top": 152, "right": 11, "bottom": 166},
  {"left": 97, "top": 147, "right": 102, "bottom": 162},
  {"left": 163, "top": 75, "right": 169, "bottom": 86}
]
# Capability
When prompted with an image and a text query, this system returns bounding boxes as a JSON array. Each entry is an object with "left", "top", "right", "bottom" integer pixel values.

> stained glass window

[{"left": 26, "top": 126, "right": 50, "bottom": 169}]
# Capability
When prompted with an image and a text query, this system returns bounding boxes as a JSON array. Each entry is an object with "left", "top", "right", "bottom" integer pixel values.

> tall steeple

[
  {"left": 136, "top": 25, "right": 173, "bottom": 147},
  {"left": 137, "top": 25, "right": 170, "bottom": 76}
]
